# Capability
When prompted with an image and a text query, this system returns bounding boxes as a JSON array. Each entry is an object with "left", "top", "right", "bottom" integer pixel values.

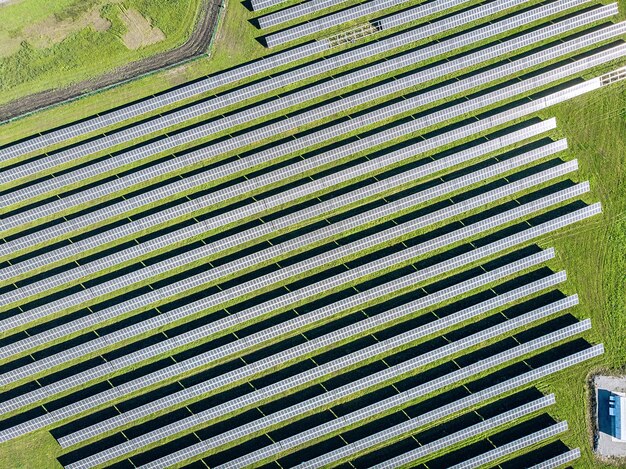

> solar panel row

[
  {"left": 3, "top": 60, "right": 607, "bottom": 267},
  {"left": 0, "top": 118, "right": 554, "bottom": 284},
  {"left": 0, "top": 141, "right": 573, "bottom": 348},
  {"left": 263, "top": 0, "right": 419, "bottom": 47},
  {"left": 258, "top": 0, "right": 355, "bottom": 29},
  {"left": 5, "top": 0, "right": 595, "bottom": 190},
  {"left": 58, "top": 284, "right": 574, "bottom": 449},
  {"left": 114, "top": 299, "right": 576, "bottom": 463},
  {"left": 4, "top": 34, "right": 620, "bottom": 246},
  {"left": 69, "top": 313, "right": 589, "bottom": 468},
  {"left": 133, "top": 321, "right": 590, "bottom": 469},
  {"left": 360, "top": 348, "right": 600, "bottom": 469},
  {"left": 529, "top": 448, "right": 581, "bottom": 469},
  {"left": 3, "top": 0, "right": 549, "bottom": 161},
  {"left": 449, "top": 421, "right": 569, "bottom": 469},
  {"left": 0, "top": 179, "right": 588, "bottom": 383},
  {"left": 297, "top": 394, "right": 558, "bottom": 468},
  {"left": 362, "top": 395, "right": 557, "bottom": 469},
  {"left": 0, "top": 0, "right": 617, "bottom": 465},
  {"left": 0, "top": 41, "right": 327, "bottom": 161},
  {"left": 7, "top": 8, "right": 612, "bottom": 220},
  {"left": 0, "top": 249, "right": 552, "bottom": 428}
]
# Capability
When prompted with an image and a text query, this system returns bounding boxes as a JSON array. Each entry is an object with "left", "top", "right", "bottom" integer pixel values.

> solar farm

[{"left": 0, "top": 0, "right": 625, "bottom": 467}]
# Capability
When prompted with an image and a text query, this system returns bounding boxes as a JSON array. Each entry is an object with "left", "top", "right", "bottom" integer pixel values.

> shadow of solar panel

[
  {"left": 525, "top": 337, "right": 592, "bottom": 369},
  {"left": 260, "top": 385, "right": 327, "bottom": 418},
  {"left": 347, "top": 264, "right": 414, "bottom": 291},
  {"left": 37, "top": 355, "right": 106, "bottom": 387},
  {"left": 225, "top": 285, "right": 293, "bottom": 314},
  {"left": 116, "top": 382, "right": 185, "bottom": 414},
  {"left": 306, "top": 335, "right": 378, "bottom": 367},
  {"left": 371, "top": 310, "right": 438, "bottom": 341},
  {"left": 514, "top": 314, "right": 579, "bottom": 343},
  {"left": 50, "top": 406, "right": 121, "bottom": 440},
  {"left": 45, "top": 380, "right": 113, "bottom": 414},
  {"left": 302, "top": 310, "right": 367, "bottom": 341},
  {"left": 124, "top": 407, "right": 194, "bottom": 440},
  {"left": 418, "top": 411, "right": 485, "bottom": 446},
  {"left": 453, "top": 337, "right": 521, "bottom": 368},
  {"left": 442, "top": 311, "right": 510, "bottom": 342},
  {"left": 344, "top": 410, "right": 411, "bottom": 444},
  {"left": 0, "top": 406, "right": 47, "bottom": 433},
  {"left": 423, "top": 438, "right": 497, "bottom": 469},
  {"left": 477, "top": 387, "right": 545, "bottom": 419},
  {"left": 419, "top": 262, "right": 483, "bottom": 293},
  {"left": 446, "top": 168, "right": 507, "bottom": 194},
  {"left": 382, "top": 336, "right": 450, "bottom": 367},
  {"left": 392, "top": 360, "right": 461, "bottom": 394},
  {"left": 180, "top": 460, "right": 206, "bottom": 469},
  {"left": 323, "top": 360, "right": 390, "bottom": 392},
  {"left": 99, "top": 333, "right": 167, "bottom": 363},
  {"left": 251, "top": 358, "right": 318, "bottom": 389},
  {"left": 463, "top": 361, "right": 533, "bottom": 395},
  {"left": 129, "top": 433, "right": 203, "bottom": 467},
  {"left": 208, "top": 434, "right": 277, "bottom": 467},
  {"left": 499, "top": 440, "right": 573, "bottom": 469},
  {"left": 492, "top": 413, "right": 559, "bottom": 447},
  {"left": 176, "top": 356, "right": 244, "bottom": 388},
  {"left": 242, "top": 334, "right": 307, "bottom": 363},
  {"left": 492, "top": 268, "right": 555, "bottom": 294},
  {"left": 58, "top": 432, "right": 129, "bottom": 467},
  {"left": 188, "top": 384, "right": 256, "bottom": 416},
  {"left": 351, "top": 436, "right": 421, "bottom": 469},
  {"left": 275, "top": 435, "right": 344, "bottom": 468}
]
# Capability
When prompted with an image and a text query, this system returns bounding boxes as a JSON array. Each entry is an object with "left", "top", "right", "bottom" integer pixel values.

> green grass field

[
  {"left": 0, "top": 0, "right": 204, "bottom": 107},
  {"left": 0, "top": 0, "right": 625, "bottom": 467}
]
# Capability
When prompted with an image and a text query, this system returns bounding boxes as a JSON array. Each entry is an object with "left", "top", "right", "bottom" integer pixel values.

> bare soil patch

[
  {"left": 23, "top": 5, "right": 111, "bottom": 49},
  {"left": 120, "top": 7, "right": 165, "bottom": 50},
  {"left": 0, "top": 32, "right": 22, "bottom": 58}
]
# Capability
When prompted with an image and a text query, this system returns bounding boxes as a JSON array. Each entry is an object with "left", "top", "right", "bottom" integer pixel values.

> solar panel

[
  {"left": 301, "top": 347, "right": 600, "bottom": 469},
  {"left": 257, "top": 0, "right": 354, "bottom": 29},
  {"left": 55, "top": 284, "right": 574, "bottom": 449},
  {"left": 0, "top": 202, "right": 601, "bottom": 420},
  {"left": 1, "top": 7, "right": 601, "bottom": 218},
  {"left": 263, "top": 0, "right": 504, "bottom": 48},
  {"left": 0, "top": 250, "right": 559, "bottom": 444},
  {"left": 0, "top": 41, "right": 327, "bottom": 162},
  {"left": 298, "top": 395, "right": 557, "bottom": 468},
  {"left": 0, "top": 238, "right": 555, "bottom": 416},
  {"left": 528, "top": 448, "right": 581, "bottom": 469},
  {"left": 0, "top": 178, "right": 588, "bottom": 380},
  {"left": 0, "top": 118, "right": 554, "bottom": 286},
  {"left": 449, "top": 422, "right": 569, "bottom": 469},
  {"left": 116, "top": 322, "right": 589, "bottom": 469},
  {"left": 10, "top": 1, "right": 611, "bottom": 197},
  {"left": 0, "top": 141, "right": 573, "bottom": 349},
  {"left": 5, "top": 31, "right": 622, "bottom": 241},
  {"left": 0, "top": 112, "right": 557, "bottom": 277}
]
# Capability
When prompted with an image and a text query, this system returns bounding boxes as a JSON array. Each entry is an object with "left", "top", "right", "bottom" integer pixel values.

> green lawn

[
  {"left": 0, "top": 0, "right": 204, "bottom": 106},
  {"left": 535, "top": 80, "right": 626, "bottom": 468}
]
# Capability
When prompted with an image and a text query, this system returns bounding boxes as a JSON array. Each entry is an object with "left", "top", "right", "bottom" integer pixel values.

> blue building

[{"left": 608, "top": 393, "right": 626, "bottom": 440}]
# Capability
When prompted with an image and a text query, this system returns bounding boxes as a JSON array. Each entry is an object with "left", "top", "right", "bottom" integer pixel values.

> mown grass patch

[
  {"left": 534, "top": 80, "right": 626, "bottom": 467},
  {"left": 0, "top": 0, "right": 203, "bottom": 106}
]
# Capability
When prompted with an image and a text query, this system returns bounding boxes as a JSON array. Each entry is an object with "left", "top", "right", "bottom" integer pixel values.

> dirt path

[{"left": 0, "top": 0, "right": 223, "bottom": 123}]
